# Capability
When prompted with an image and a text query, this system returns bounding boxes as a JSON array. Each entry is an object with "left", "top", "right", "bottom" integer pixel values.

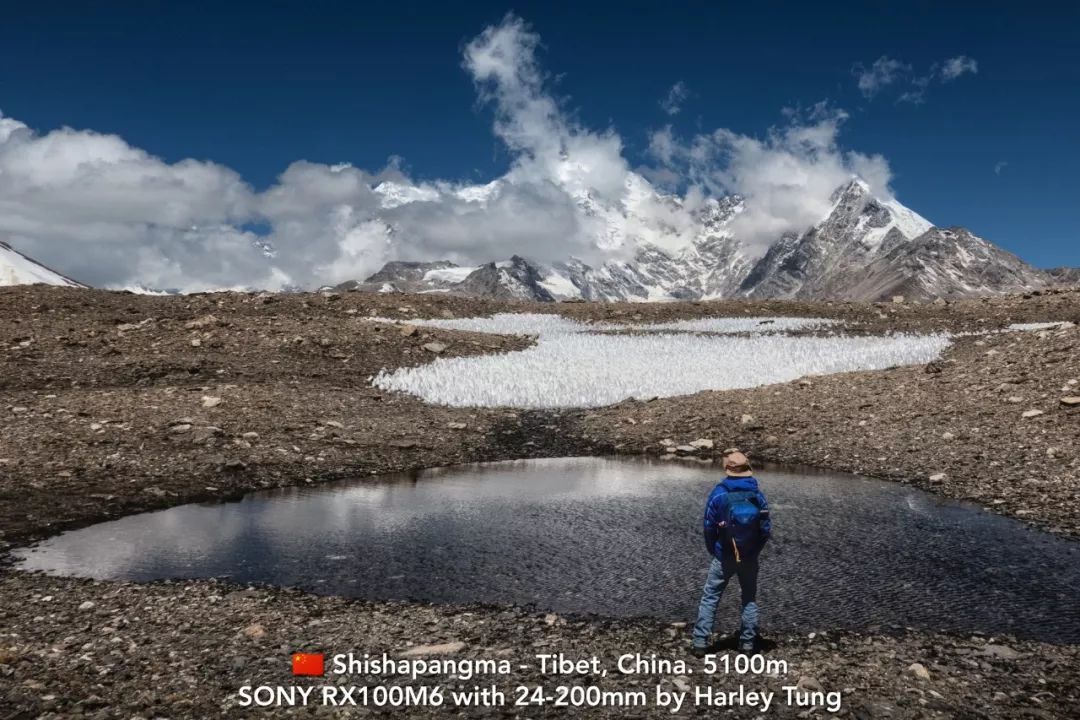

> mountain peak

[{"left": 831, "top": 176, "right": 873, "bottom": 202}]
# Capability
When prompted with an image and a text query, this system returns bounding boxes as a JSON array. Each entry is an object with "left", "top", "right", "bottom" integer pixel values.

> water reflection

[{"left": 14, "top": 457, "right": 1080, "bottom": 643}]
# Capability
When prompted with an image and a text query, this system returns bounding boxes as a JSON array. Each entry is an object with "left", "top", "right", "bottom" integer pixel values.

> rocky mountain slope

[
  {"left": 739, "top": 181, "right": 1047, "bottom": 300},
  {"left": 0, "top": 239, "right": 84, "bottom": 288},
  {"left": 838, "top": 226, "right": 1048, "bottom": 301},
  {"left": 1048, "top": 266, "right": 1080, "bottom": 286},
  {"left": 346, "top": 179, "right": 1059, "bottom": 302}
]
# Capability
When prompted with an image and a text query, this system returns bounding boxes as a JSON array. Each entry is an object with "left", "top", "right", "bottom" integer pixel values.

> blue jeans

[{"left": 692, "top": 554, "right": 759, "bottom": 647}]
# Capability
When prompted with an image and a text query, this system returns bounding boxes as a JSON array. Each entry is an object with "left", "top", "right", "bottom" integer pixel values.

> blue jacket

[{"left": 703, "top": 476, "right": 771, "bottom": 558}]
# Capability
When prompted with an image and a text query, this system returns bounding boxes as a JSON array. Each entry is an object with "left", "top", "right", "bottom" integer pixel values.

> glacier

[{"left": 371, "top": 314, "right": 951, "bottom": 409}]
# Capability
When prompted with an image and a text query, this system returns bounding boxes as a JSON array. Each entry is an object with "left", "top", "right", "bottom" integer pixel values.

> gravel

[{"left": 1, "top": 574, "right": 1077, "bottom": 718}]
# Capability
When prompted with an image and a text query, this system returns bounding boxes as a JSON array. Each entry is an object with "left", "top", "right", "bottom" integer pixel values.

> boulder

[
  {"left": 184, "top": 315, "right": 218, "bottom": 330},
  {"left": 906, "top": 662, "right": 931, "bottom": 681},
  {"left": 980, "top": 644, "right": 1021, "bottom": 660},
  {"left": 240, "top": 623, "right": 266, "bottom": 640}
]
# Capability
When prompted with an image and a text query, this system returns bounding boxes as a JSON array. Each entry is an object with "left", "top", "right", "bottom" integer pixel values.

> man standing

[{"left": 691, "top": 450, "right": 771, "bottom": 656}]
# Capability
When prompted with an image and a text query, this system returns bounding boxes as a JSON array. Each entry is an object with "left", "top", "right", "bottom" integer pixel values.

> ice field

[{"left": 371, "top": 314, "right": 953, "bottom": 409}]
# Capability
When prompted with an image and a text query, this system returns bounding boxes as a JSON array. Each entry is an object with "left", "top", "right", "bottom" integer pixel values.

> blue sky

[{"left": 0, "top": 1, "right": 1076, "bottom": 283}]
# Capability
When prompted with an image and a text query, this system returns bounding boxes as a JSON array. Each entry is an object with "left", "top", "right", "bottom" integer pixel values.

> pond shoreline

[
  {"left": 18, "top": 458, "right": 1080, "bottom": 645},
  {"left": 1, "top": 285, "right": 1078, "bottom": 717}
]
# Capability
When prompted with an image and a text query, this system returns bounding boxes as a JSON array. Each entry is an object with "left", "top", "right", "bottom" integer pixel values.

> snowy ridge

[
  {"left": 0, "top": 240, "right": 84, "bottom": 288},
  {"left": 423, "top": 266, "right": 479, "bottom": 284},
  {"left": 349, "top": 177, "right": 1047, "bottom": 302}
]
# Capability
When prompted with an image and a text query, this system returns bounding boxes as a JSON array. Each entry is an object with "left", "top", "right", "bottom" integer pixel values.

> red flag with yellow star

[{"left": 291, "top": 652, "right": 324, "bottom": 676}]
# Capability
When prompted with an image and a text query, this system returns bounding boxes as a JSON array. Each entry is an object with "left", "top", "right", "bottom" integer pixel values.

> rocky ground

[
  {"left": 2, "top": 574, "right": 1078, "bottom": 719},
  {"left": 1, "top": 284, "right": 1079, "bottom": 718}
]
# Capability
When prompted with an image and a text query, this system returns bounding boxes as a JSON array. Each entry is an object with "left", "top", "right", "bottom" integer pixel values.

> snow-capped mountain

[
  {"left": 738, "top": 179, "right": 1047, "bottom": 300},
  {"left": 0, "top": 240, "right": 84, "bottom": 288},
  {"left": 544, "top": 195, "right": 753, "bottom": 301},
  {"left": 739, "top": 179, "right": 933, "bottom": 298},
  {"left": 342, "top": 178, "right": 1054, "bottom": 302},
  {"left": 2, "top": 174, "right": 1060, "bottom": 301},
  {"left": 336, "top": 260, "right": 472, "bottom": 293},
  {"left": 457, "top": 257, "right": 557, "bottom": 301}
]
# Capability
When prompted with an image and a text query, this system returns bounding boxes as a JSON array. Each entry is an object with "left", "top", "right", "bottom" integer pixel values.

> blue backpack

[{"left": 722, "top": 490, "right": 765, "bottom": 561}]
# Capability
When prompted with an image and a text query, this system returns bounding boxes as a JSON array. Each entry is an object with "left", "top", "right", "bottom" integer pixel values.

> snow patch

[
  {"left": 631, "top": 317, "right": 838, "bottom": 334},
  {"left": 113, "top": 285, "right": 173, "bottom": 296},
  {"left": 423, "top": 266, "right": 479, "bottom": 284},
  {"left": 538, "top": 271, "right": 582, "bottom": 299},
  {"left": 0, "top": 242, "right": 83, "bottom": 287},
  {"left": 373, "top": 181, "right": 440, "bottom": 209},
  {"left": 881, "top": 197, "right": 933, "bottom": 239},
  {"left": 372, "top": 314, "right": 949, "bottom": 408}
]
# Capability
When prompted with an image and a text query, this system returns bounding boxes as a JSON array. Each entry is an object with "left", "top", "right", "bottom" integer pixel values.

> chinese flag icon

[{"left": 292, "top": 652, "right": 325, "bottom": 677}]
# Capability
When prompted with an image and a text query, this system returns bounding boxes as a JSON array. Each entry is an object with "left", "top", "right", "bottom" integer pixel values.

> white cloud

[
  {"left": 659, "top": 81, "right": 690, "bottom": 115},
  {"left": 647, "top": 125, "right": 678, "bottom": 165},
  {"left": 1, "top": 15, "right": 905, "bottom": 291},
  {"left": 855, "top": 54, "right": 977, "bottom": 104},
  {"left": 854, "top": 56, "right": 910, "bottom": 98},
  {"left": 648, "top": 103, "right": 894, "bottom": 251},
  {"left": 462, "top": 14, "right": 633, "bottom": 205},
  {"left": 941, "top": 55, "right": 978, "bottom": 81},
  {"left": 0, "top": 15, "right": 630, "bottom": 290},
  {"left": 0, "top": 114, "right": 288, "bottom": 292}
]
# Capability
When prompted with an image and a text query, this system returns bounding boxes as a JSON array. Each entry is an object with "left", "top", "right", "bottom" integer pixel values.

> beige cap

[{"left": 723, "top": 450, "right": 754, "bottom": 477}]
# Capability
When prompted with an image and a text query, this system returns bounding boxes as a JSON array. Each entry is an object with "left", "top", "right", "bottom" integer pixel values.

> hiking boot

[{"left": 689, "top": 645, "right": 708, "bottom": 658}]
